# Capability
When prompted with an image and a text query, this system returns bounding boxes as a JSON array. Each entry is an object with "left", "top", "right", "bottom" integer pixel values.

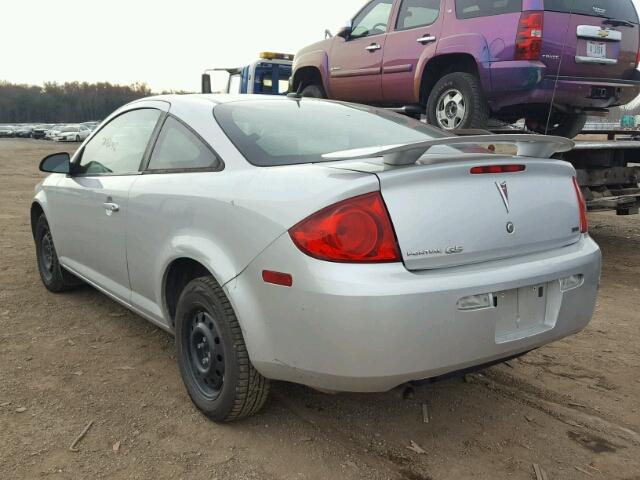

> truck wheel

[
  {"left": 34, "top": 213, "right": 82, "bottom": 292},
  {"left": 427, "top": 72, "right": 488, "bottom": 131},
  {"left": 301, "top": 84, "right": 326, "bottom": 98},
  {"left": 175, "top": 276, "right": 270, "bottom": 422},
  {"left": 527, "top": 113, "right": 587, "bottom": 139}
]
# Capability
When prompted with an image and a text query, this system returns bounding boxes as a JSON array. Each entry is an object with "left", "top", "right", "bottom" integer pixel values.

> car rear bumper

[
  {"left": 488, "top": 60, "right": 640, "bottom": 112},
  {"left": 227, "top": 234, "right": 601, "bottom": 392}
]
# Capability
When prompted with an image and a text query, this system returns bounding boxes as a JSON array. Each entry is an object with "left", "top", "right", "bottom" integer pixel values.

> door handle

[
  {"left": 103, "top": 202, "right": 120, "bottom": 215},
  {"left": 366, "top": 43, "right": 382, "bottom": 52},
  {"left": 417, "top": 35, "right": 437, "bottom": 45}
]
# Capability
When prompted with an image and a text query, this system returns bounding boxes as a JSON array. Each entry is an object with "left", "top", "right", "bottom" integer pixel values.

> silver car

[{"left": 32, "top": 95, "right": 601, "bottom": 422}]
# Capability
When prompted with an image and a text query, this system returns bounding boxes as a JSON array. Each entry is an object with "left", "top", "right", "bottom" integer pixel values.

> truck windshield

[
  {"left": 214, "top": 99, "right": 446, "bottom": 166},
  {"left": 544, "top": 0, "right": 639, "bottom": 23}
]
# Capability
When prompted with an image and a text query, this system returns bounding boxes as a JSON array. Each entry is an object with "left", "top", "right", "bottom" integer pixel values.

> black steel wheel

[
  {"left": 34, "top": 213, "right": 82, "bottom": 292},
  {"left": 175, "top": 276, "right": 270, "bottom": 422}
]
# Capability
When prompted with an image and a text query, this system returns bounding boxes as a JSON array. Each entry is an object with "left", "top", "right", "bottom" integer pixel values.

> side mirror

[
  {"left": 336, "top": 21, "right": 352, "bottom": 39},
  {"left": 201, "top": 73, "right": 212, "bottom": 94},
  {"left": 39, "top": 152, "right": 71, "bottom": 174}
]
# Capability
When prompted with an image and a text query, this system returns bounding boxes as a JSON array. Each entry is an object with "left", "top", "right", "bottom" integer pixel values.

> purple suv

[{"left": 292, "top": 0, "right": 640, "bottom": 137}]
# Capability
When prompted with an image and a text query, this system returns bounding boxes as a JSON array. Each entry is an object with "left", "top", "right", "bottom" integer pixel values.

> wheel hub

[
  {"left": 186, "top": 311, "right": 225, "bottom": 396},
  {"left": 40, "top": 230, "right": 55, "bottom": 278},
  {"left": 436, "top": 88, "right": 466, "bottom": 130}
]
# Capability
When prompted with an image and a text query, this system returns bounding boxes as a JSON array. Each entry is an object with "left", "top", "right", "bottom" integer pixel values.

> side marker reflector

[{"left": 262, "top": 270, "right": 293, "bottom": 287}]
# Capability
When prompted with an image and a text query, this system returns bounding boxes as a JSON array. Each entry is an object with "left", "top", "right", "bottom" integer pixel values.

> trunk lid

[
  {"left": 327, "top": 156, "right": 582, "bottom": 270},
  {"left": 541, "top": 0, "right": 639, "bottom": 81}
]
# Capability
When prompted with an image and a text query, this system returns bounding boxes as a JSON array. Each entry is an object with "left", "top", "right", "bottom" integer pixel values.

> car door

[
  {"left": 45, "top": 103, "right": 166, "bottom": 303},
  {"left": 328, "top": 0, "right": 395, "bottom": 103},
  {"left": 382, "top": 0, "right": 445, "bottom": 104}
]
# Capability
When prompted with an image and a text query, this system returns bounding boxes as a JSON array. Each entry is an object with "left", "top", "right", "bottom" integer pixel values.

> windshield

[
  {"left": 61, "top": 126, "right": 78, "bottom": 132},
  {"left": 544, "top": 0, "right": 639, "bottom": 23},
  {"left": 214, "top": 99, "right": 446, "bottom": 166}
]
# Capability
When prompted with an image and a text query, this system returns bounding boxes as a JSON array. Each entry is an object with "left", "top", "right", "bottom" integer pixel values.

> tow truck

[{"left": 201, "top": 52, "right": 293, "bottom": 96}]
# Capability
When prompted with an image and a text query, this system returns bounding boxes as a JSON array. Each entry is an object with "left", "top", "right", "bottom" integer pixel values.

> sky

[{"left": 1, "top": 0, "right": 640, "bottom": 93}]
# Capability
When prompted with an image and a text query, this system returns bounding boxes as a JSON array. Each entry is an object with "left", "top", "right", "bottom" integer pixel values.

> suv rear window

[
  {"left": 544, "top": 0, "right": 639, "bottom": 24},
  {"left": 455, "top": 0, "right": 522, "bottom": 19},
  {"left": 214, "top": 100, "right": 444, "bottom": 167}
]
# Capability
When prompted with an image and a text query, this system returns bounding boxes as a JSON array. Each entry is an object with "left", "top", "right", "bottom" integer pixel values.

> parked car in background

[
  {"left": 82, "top": 121, "right": 100, "bottom": 131},
  {"left": 15, "top": 126, "right": 34, "bottom": 138},
  {"left": 0, "top": 125, "right": 16, "bottom": 138},
  {"left": 52, "top": 124, "right": 91, "bottom": 142},
  {"left": 291, "top": 0, "right": 640, "bottom": 137},
  {"left": 32, "top": 94, "right": 600, "bottom": 422},
  {"left": 32, "top": 124, "right": 54, "bottom": 139}
]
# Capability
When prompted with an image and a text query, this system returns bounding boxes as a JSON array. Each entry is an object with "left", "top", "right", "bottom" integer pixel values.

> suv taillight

[
  {"left": 515, "top": 11, "right": 544, "bottom": 61},
  {"left": 289, "top": 192, "right": 401, "bottom": 263},
  {"left": 572, "top": 177, "right": 588, "bottom": 234}
]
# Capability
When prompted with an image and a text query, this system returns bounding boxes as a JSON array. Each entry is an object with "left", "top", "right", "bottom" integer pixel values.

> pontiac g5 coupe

[
  {"left": 32, "top": 95, "right": 600, "bottom": 421},
  {"left": 291, "top": 0, "right": 640, "bottom": 137}
]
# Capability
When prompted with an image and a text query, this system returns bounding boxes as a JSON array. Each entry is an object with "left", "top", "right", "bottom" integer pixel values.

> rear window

[
  {"left": 214, "top": 100, "right": 445, "bottom": 167},
  {"left": 455, "top": 0, "right": 522, "bottom": 19},
  {"left": 544, "top": 0, "right": 639, "bottom": 23}
]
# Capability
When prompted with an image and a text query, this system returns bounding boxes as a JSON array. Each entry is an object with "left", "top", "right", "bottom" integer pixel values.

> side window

[
  {"left": 147, "top": 116, "right": 221, "bottom": 171},
  {"left": 396, "top": 0, "right": 441, "bottom": 30},
  {"left": 455, "top": 0, "right": 522, "bottom": 19},
  {"left": 77, "top": 109, "right": 161, "bottom": 175},
  {"left": 351, "top": 0, "right": 394, "bottom": 39}
]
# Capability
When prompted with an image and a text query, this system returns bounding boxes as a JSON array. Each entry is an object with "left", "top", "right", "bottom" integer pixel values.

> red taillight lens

[
  {"left": 515, "top": 11, "right": 543, "bottom": 61},
  {"left": 289, "top": 192, "right": 401, "bottom": 263},
  {"left": 636, "top": 50, "right": 640, "bottom": 69},
  {"left": 470, "top": 164, "right": 526, "bottom": 174},
  {"left": 572, "top": 177, "right": 588, "bottom": 234}
]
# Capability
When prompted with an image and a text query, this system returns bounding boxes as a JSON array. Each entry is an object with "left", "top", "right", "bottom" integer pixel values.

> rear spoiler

[{"left": 322, "top": 134, "right": 575, "bottom": 166}]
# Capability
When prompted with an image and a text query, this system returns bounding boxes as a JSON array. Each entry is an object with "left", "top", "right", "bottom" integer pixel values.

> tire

[
  {"left": 527, "top": 112, "right": 587, "bottom": 139},
  {"left": 426, "top": 72, "right": 489, "bottom": 131},
  {"left": 34, "top": 214, "right": 82, "bottom": 292},
  {"left": 175, "top": 276, "right": 270, "bottom": 422},
  {"left": 301, "top": 83, "right": 326, "bottom": 99},
  {"left": 75, "top": 135, "right": 80, "bottom": 142}
]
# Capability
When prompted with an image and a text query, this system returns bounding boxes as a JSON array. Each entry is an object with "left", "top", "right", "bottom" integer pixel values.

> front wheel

[
  {"left": 426, "top": 72, "right": 489, "bottom": 131},
  {"left": 300, "top": 83, "right": 326, "bottom": 98},
  {"left": 34, "top": 214, "right": 82, "bottom": 292},
  {"left": 175, "top": 276, "right": 270, "bottom": 422}
]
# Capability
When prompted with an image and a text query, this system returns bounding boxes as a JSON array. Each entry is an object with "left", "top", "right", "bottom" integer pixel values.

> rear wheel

[
  {"left": 34, "top": 214, "right": 82, "bottom": 292},
  {"left": 301, "top": 84, "right": 326, "bottom": 99},
  {"left": 75, "top": 135, "right": 80, "bottom": 142},
  {"left": 175, "top": 276, "right": 270, "bottom": 422},
  {"left": 427, "top": 72, "right": 488, "bottom": 131}
]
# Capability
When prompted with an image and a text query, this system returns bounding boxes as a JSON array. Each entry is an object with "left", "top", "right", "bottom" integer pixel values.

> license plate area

[
  {"left": 586, "top": 41, "right": 607, "bottom": 58},
  {"left": 494, "top": 283, "right": 551, "bottom": 343}
]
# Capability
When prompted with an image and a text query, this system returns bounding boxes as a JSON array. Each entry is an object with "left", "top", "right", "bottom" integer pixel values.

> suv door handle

[
  {"left": 366, "top": 43, "right": 382, "bottom": 52},
  {"left": 103, "top": 202, "right": 120, "bottom": 215},
  {"left": 417, "top": 35, "right": 437, "bottom": 45}
]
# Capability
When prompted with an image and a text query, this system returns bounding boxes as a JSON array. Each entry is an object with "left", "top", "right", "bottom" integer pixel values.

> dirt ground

[{"left": 1, "top": 138, "right": 639, "bottom": 480}]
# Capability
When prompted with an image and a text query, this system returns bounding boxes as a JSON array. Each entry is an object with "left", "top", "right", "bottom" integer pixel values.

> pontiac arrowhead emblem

[{"left": 495, "top": 181, "right": 510, "bottom": 213}]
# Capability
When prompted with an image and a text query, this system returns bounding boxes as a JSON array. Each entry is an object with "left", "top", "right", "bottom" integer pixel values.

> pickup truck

[{"left": 291, "top": 0, "right": 640, "bottom": 138}]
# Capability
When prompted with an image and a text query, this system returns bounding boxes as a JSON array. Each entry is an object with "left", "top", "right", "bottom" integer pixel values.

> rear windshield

[
  {"left": 214, "top": 99, "right": 445, "bottom": 167},
  {"left": 544, "top": 0, "right": 639, "bottom": 23},
  {"left": 455, "top": 0, "right": 522, "bottom": 20}
]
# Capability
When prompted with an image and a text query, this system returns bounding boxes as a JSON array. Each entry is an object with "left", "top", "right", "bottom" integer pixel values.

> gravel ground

[{"left": 1, "top": 138, "right": 639, "bottom": 480}]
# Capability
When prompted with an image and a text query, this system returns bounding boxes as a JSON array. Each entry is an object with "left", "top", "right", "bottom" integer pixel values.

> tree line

[{"left": 0, "top": 81, "right": 156, "bottom": 123}]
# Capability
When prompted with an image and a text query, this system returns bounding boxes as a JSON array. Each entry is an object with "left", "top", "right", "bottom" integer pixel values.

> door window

[
  {"left": 76, "top": 109, "right": 161, "bottom": 175},
  {"left": 396, "top": 0, "right": 441, "bottom": 30},
  {"left": 147, "top": 116, "right": 221, "bottom": 171},
  {"left": 351, "top": 0, "right": 394, "bottom": 39}
]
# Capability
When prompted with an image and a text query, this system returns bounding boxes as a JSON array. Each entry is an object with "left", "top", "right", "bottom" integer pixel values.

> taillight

[
  {"left": 572, "top": 177, "right": 588, "bottom": 234},
  {"left": 515, "top": 11, "right": 544, "bottom": 61},
  {"left": 289, "top": 192, "right": 401, "bottom": 263},
  {"left": 636, "top": 50, "right": 640, "bottom": 69},
  {"left": 470, "top": 164, "right": 526, "bottom": 174}
]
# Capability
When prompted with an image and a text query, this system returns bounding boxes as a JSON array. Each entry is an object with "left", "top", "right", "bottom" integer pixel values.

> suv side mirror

[
  {"left": 202, "top": 73, "right": 212, "bottom": 94},
  {"left": 336, "top": 21, "right": 352, "bottom": 39},
  {"left": 39, "top": 152, "right": 71, "bottom": 174}
]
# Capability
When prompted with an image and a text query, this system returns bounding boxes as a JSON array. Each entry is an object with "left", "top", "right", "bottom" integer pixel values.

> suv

[{"left": 291, "top": 0, "right": 640, "bottom": 137}]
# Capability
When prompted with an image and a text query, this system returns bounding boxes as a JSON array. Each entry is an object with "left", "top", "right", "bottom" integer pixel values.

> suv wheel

[
  {"left": 175, "top": 276, "right": 270, "bottom": 422},
  {"left": 34, "top": 213, "right": 82, "bottom": 292},
  {"left": 427, "top": 72, "right": 488, "bottom": 131},
  {"left": 301, "top": 84, "right": 326, "bottom": 98}
]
